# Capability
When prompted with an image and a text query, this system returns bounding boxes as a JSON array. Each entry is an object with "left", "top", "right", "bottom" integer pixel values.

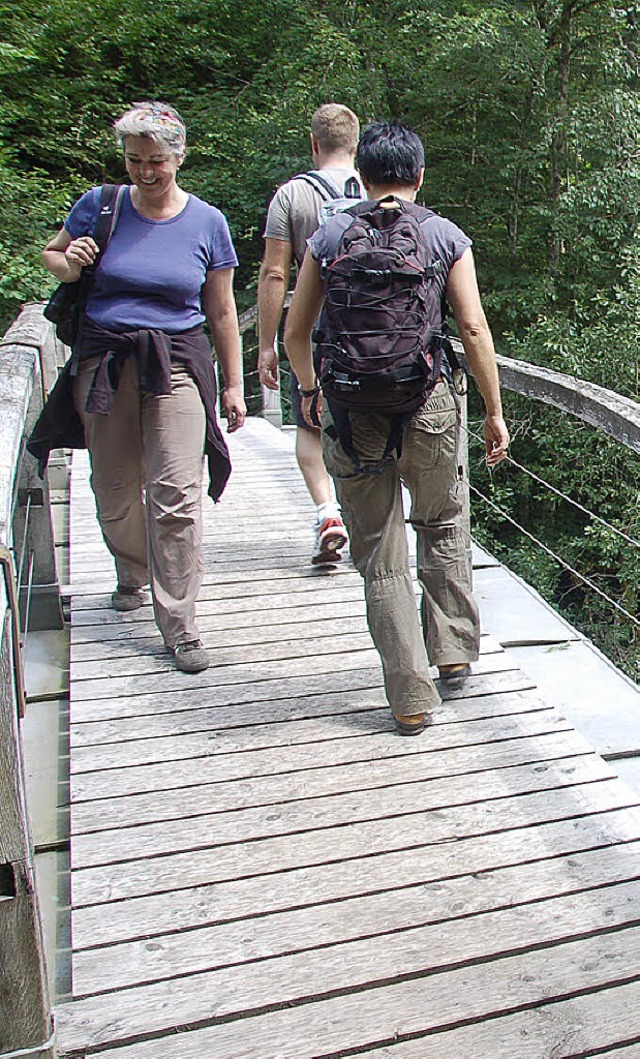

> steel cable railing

[
  {"left": 461, "top": 420, "right": 639, "bottom": 667},
  {"left": 465, "top": 422, "right": 640, "bottom": 551},
  {"left": 467, "top": 481, "right": 639, "bottom": 629}
]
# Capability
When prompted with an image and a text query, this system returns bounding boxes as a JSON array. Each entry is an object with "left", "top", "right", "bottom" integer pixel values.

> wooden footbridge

[{"left": 2, "top": 306, "right": 640, "bottom": 1058}]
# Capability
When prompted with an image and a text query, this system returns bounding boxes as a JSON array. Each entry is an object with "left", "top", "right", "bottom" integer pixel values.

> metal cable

[
  {"left": 22, "top": 550, "right": 35, "bottom": 656},
  {"left": 469, "top": 482, "right": 639, "bottom": 627},
  {"left": 464, "top": 423, "right": 640, "bottom": 550},
  {"left": 15, "top": 491, "right": 32, "bottom": 593}
]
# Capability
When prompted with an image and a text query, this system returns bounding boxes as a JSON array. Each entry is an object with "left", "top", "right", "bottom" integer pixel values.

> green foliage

[{"left": 0, "top": 0, "right": 637, "bottom": 675}]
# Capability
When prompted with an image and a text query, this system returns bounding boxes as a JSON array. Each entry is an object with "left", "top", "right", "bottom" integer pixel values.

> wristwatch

[{"left": 300, "top": 385, "right": 319, "bottom": 398}]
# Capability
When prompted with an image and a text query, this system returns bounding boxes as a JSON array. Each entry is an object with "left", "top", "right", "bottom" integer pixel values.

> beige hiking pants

[
  {"left": 74, "top": 356, "right": 206, "bottom": 648},
  {"left": 321, "top": 380, "right": 480, "bottom": 718}
]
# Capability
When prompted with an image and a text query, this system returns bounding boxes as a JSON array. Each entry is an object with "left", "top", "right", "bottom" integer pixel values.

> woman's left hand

[{"left": 222, "top": 386, "right": 247, "bottom": 433}]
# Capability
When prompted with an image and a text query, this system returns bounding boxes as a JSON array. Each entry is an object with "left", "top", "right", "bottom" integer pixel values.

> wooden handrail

[
  {"left": 493, "top": 351, "right": 640, "bottom": 453},
  {"left": 0, "top": 304, "right": 57, "bottom": 1057}
]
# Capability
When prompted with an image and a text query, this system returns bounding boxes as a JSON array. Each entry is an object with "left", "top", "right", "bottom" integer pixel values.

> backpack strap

[
  {"left": 293, "top": 171, "right": 341, "bottom": 200},
  {"left": 326, "top": 398, "right": 413, "bottom": 476},
  {"left": 344, "top": 176, "right": 362, "bottom": 199},
  {"left": 293, "top": 170, "right": 362, "bottom": 201},
  {"left": 90, "top": 184, "right": 125, "bottom": 267},
  {"left": 72, "top": 184, "right": 125, "bottom": 364}
]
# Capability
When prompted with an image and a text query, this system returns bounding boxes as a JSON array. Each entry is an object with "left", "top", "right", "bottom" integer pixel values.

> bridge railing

[{"left": 0, "top": 303, "right": 62, "bottom": 1057}]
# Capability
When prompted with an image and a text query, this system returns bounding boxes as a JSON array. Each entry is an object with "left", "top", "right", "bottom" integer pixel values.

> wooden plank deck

[{"left": 55, "top": 418, "right": 640, "bottom": 1058}]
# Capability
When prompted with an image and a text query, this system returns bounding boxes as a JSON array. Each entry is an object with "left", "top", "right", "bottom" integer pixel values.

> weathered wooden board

[
  {"left": 331, "top": 983, "right": 640, "bottom": 1059},
  {"left": 68, "top": 663, "right": 385, "bottom": 721},
  {"left": 59, "top": 424, "right": 640, "bottom": 1059},
  {"left": 70, "top": 730, "right": 593, "bottom": 835},
  {"left": 71, "top": 839, "right": 640, "bottom": 996},
  {"left": 69, "top": 805, "right": 640, "bottom": 950},
  {"left": 69, "top": 628, "right": 378, "bottom": 679},
  {"left": 70, "top": 710, "right": 572, "bottom": 801},
  {"left": 61, "top": 881, "right": 640, "bottom": 1046},
  {"left": 69, "top": 679, "right": 538, "bottom": 773},
  {"left": 71, "top": 754, "right": 614, "bottom": 870},
  {"left": 70, "top": 781, "right": 638, "bottom": 907},
  {"left": 68, "top": 654, "right": 523, "bottom": 711},
  {"left": 69, "top": 582, "right": 367, "bottom": 627},
  {"left": 68, "top": 681, "right": 536, "bottom": 751},
  {"left": 69, "top": 644, "right": 384, "bottom": 700},
  {"left": 70, "top": 611, "right": 502, "bottom": 664},
  {"left": 68, "top": 665, "right": 533, "bottom": 724},
  {"left": 70, "top": 610, "right": 371, "bottom": 659},
  {"left": 69, "top": 567, "right": 363, "bottom": 611},
  {"left": 69, "top": 598, "right": 369, "bottom": 646},
  {"left": 60, "top": 927, "right": 640, "bottom": 1058}
]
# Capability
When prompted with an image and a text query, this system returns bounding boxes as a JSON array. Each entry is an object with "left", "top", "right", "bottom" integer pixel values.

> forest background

[{"left": 0, "top": 0, "right": 638, "bottom": 678}]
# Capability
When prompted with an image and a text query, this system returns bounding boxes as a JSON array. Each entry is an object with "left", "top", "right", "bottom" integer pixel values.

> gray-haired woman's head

[{"left": 114, "top": 101, "right": 187, "bottom": 156}]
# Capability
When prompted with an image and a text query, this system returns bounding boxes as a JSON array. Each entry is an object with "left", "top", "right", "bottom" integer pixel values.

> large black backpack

[{"left": 313, "top": 197, "right": 447, "bottom": 417}]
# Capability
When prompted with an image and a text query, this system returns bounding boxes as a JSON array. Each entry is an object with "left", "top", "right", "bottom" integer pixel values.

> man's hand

[
  {"left": 484, "top": 414, "right": 510, "bottom": 466},
  {"left": 258, "top": 348, "right": 279, "bottom": 390},
  {"left": 222, "top": 385, "right": 247, "bottom": 433},
  {"left": 301, "top": 389, "right": 322, "bottom": 428}
]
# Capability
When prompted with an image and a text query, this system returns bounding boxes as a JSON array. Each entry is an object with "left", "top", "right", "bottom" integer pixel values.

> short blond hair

[{"left": 310, "top": 104, "right": 359, "bottom": 154}]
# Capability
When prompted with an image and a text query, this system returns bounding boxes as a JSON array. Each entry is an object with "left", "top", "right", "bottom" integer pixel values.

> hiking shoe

[
  {"left": 173, "top": 639, "right": 210, "bottom": 673},
  {"left": 438, "top": 663, "right": 472, "bottom": 681},
  {"left": 394, "top": 711, "right": 431, "bottom": 736},
  {"left": 111, "top": 585, "right": 149, "bottom": 612},
  {"left": 312, "top": 516, "right": 348, "bottom": 566}
]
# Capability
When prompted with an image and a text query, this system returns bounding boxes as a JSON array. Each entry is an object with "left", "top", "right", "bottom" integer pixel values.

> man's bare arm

[
  {"left": 446, "top": 248, "right": 510, "bottom": 465},
  {"left": 257, "top": 238, "right": 293, "bottom": 390},
  {"left": 284, "top": 250, "right": 325, "bottom": 425}
]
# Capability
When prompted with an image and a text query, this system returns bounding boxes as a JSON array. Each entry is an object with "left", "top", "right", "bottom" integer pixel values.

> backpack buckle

[{"left": 334, "top": 372, "right": 361, "bottom": 393}]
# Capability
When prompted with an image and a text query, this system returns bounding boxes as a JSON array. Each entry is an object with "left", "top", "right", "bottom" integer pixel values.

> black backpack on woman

[{"left": 44, "top": 184, "right": 124, "bottom": 348}]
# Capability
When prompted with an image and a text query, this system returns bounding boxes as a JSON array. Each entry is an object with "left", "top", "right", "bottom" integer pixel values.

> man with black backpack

[
  {"left": 258, "top": 104, "right": 363, "bottom": 564},
  {"left": 285, "top": 122, "right": 509, "bottom": 735}
]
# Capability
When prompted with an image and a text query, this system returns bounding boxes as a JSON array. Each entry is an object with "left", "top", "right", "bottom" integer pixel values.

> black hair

[{"left": 356, "top": 122, "right": 424, "bottom": 186}]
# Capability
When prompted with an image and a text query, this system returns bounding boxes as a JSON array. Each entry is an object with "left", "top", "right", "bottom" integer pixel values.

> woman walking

[{"left": 39, "top": 101, "right": 245, "bottom": 672}]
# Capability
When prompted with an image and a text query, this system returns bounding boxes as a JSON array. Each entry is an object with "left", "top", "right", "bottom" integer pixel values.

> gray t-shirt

[
  {"left": 263, "top": 167, "right": 364, "bottom": 267},
  {"left": 308, "top": 206, "right": 472, "bottom": 319}
]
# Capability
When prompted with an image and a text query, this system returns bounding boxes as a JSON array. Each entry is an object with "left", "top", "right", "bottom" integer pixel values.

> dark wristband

[{"left": 300, "top": 385, "right": 319, "bottom": 398}]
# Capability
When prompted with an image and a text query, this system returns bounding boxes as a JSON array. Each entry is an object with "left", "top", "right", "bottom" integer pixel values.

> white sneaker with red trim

[{"left": 311, "top": 515, "right": 348, "bottom": 566}]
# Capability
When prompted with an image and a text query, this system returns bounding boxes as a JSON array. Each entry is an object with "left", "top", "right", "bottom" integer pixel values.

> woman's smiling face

[{"left": 123, "top": 135, "right": 183, "bottom": 197}]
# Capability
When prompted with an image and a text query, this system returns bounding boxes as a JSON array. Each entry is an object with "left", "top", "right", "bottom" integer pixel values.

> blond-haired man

[{"left": 258, "top": 104, "right": 362, "bottom": 564}]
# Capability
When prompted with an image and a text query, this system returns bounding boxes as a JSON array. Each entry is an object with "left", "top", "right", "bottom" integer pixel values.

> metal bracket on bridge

[{"left": 17, "top": 489, "right": 44, "bottom": 509}]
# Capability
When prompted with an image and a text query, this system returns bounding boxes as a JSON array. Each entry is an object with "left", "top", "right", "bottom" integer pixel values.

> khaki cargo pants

[
  {"left": 74, "top": 356, "right": 206, "bottom": 648},
  {"left": 321, "top": 380, "right": 480, "bottom": 718}
]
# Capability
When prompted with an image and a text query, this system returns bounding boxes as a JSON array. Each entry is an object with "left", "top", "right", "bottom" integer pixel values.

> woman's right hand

[{"left": 65, "top": 236, "right": 99, "bottom": 272}]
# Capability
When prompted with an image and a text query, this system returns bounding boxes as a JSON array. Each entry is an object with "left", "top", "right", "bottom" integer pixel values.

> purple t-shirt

[{"left": 65, "top": 186, "right": 239, "bottom": 333}]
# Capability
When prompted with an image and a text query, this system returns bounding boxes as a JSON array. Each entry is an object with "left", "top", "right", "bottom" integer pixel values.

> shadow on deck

[{"left": 52, "top": 417, "right": 640, "bottom": 1058}]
